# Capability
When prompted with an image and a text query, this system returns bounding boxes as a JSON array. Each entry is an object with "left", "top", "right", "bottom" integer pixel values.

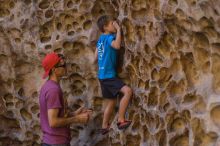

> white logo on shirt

[{"left": 97, "top": 42, "right": 104, "bottom": 60}]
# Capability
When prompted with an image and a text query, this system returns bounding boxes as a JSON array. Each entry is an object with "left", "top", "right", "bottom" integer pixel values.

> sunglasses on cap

[
  {"left": 58, "top": 54, "right": 65, "bottom": 59},
  {"left": 55, "top": 54, "right": 66, "bottom": 68},
  {"left": 55, "top": 63, "right": 66, "bottom": 68}
]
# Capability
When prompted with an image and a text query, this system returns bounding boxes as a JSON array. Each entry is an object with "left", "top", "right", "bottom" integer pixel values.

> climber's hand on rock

[{"left": 113, "top": 21, "right": 120, "bottom": 31}]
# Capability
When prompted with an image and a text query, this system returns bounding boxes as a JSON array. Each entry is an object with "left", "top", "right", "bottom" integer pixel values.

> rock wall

[{"left": 0, "top": 0, "right": 220, "bottom": 146}]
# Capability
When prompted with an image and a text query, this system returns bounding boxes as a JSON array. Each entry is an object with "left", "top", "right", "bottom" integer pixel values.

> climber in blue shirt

[{"left": 94, "top": 15, "right": 133, "bottom": 135}]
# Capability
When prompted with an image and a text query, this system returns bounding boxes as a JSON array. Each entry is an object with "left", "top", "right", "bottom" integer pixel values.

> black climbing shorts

[{"left": 99, "top": 77, "right": 126, "bottom": 99}]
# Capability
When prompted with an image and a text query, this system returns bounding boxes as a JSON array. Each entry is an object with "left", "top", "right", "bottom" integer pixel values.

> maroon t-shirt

[{"left": 39, "top": 80, "right": 70, "bottom": 144}]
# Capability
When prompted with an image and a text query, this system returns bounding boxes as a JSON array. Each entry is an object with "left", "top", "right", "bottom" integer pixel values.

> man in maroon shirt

[{"left": 39, "top": 53, "right": 92, "bottom": 146}]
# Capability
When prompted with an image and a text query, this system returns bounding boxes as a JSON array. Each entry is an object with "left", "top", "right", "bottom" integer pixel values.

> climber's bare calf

[
  {"left": 102, "top": 98, "right": 117, "bottom": 129},
  {"left": 118, "top": 86, "right": 133, "bottom": 123}
]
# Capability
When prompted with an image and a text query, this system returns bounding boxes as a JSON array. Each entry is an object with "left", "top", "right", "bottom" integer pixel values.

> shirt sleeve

[
  {"left": 107, "top": 35, "right": 116, "bottom": 47},
  {"left": 46, "top": 89, "right": 62, "bottom": 109}
]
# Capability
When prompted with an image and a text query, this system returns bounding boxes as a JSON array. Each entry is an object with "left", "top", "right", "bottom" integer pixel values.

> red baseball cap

[{"left": 42, "top": 52, "right": 61, "bottom": 79}]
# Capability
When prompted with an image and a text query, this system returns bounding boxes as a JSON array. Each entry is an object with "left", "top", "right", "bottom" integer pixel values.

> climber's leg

[
  {"left": 118, "top": 85, "right": 132, "bottom": 125},
  {"left": 102, "top": 98, "right": 117, "bottom": 129}
]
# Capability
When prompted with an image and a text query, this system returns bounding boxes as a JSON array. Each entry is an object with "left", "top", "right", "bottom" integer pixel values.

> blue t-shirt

[{"left": 96, "top": 34, "right": 117, "bottom": 79}]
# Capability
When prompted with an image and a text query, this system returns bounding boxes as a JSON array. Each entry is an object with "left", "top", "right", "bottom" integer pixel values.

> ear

[
  {"left": 103, "top": 24, "right": 108, "bottom": 31},
  {"left": 51, "top": 68, "right": 56, "bottom": 74}
]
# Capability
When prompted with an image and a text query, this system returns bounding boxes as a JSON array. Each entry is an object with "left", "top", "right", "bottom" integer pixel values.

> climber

[
  {"left": 39, "top": 52, "right": 92, "bottom": 146},
  {"left": 94, "top": 15, "right": 133, "bottom": 135}
]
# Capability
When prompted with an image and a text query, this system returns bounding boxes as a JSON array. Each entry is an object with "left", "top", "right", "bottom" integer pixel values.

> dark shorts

[{"left": 99, "top": 77, "right": 125, "bottom": 99}]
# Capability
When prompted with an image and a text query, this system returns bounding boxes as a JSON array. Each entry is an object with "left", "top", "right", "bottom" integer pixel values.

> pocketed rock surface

[{"left": 0, "top": 0, "right": 220, "bottom": 146}]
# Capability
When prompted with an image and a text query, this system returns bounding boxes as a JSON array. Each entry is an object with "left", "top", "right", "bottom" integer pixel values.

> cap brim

[{"left": 42, "top": 70, "right": 50, "bottom": 79}]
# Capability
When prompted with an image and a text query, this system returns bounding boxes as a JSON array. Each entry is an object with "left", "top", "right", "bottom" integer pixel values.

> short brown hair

[{"left": 97, "top": 15, "right": 115, "bottom": 33}]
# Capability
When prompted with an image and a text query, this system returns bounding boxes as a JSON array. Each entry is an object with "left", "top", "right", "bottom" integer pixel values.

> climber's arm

[{"left": 111, "top": 21, "right": 121, "bottom": 50}]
